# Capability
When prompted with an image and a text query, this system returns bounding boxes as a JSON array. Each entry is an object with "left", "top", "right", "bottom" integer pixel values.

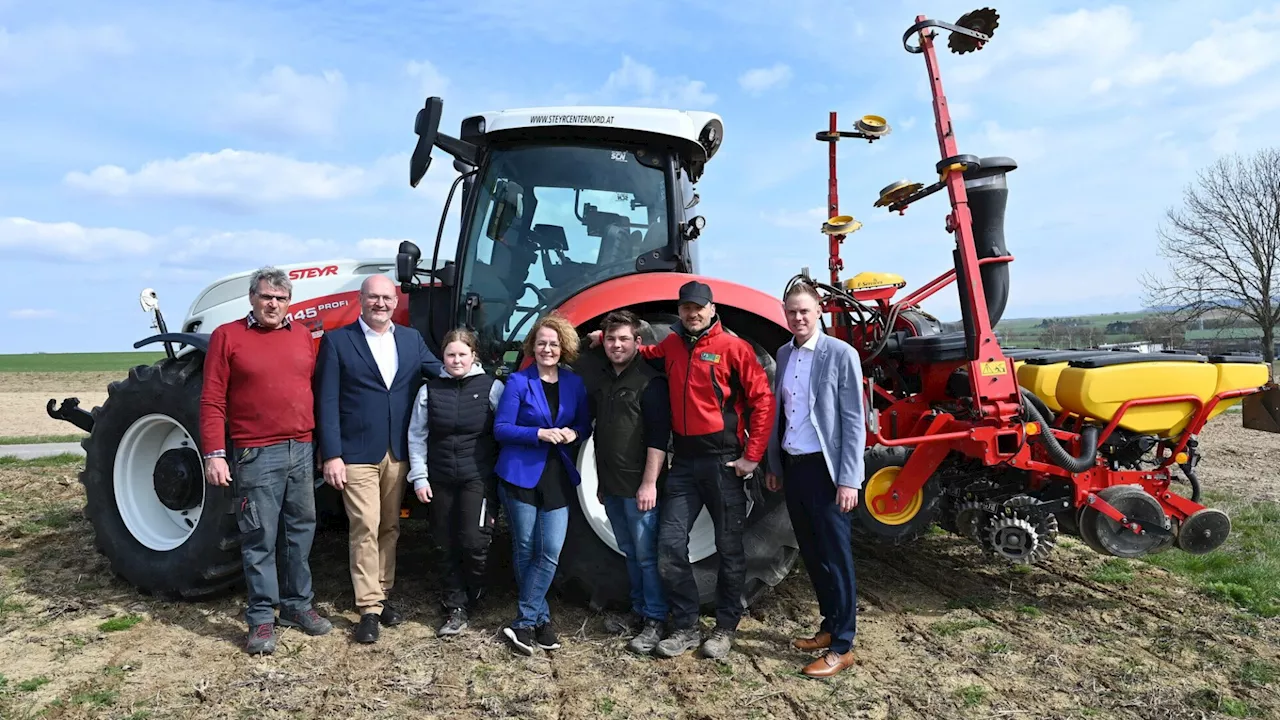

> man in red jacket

[
  {"left": 200, "top": 266, "right": 332, "bottom": 655},
  {"left": 592, "top": 280, "right": 774, "bottom": 660}
]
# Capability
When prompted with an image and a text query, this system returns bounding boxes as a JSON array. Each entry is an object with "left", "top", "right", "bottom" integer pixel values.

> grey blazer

[{"left": 766, "top": 332, "right": 867, "bottom": 489}]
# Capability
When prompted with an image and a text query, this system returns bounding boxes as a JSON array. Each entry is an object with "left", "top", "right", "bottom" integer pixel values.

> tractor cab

[{"left": 398, "top": 100, "right": 724, "bottom": 372}]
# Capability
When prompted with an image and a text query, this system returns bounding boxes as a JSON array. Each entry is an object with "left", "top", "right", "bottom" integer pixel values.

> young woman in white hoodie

[{"left": 407, "top": 328, "right": 505, "bottom": 637}]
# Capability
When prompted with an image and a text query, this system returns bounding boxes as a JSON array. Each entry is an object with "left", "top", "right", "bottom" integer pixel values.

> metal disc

[
  {"left": 1176, "top": 508, "right": 1232, "bottom": 555},
  {"left": 954, "top": 501, "right": 986, "bottom": 541},
  {"left": 1081, "top": 486, "right": 1170, "bottom": 559},
  {"left": 988, "top": 516, "right": 1038, "bottom": 563}
]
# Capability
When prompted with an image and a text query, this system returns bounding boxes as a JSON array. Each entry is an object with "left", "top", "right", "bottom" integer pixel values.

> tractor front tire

[
  {"left": 80, "top": 355, "right": 244, "bottom": 600},
  {"left": 556, "top": 312, "right": 798, "bottom": 612}
]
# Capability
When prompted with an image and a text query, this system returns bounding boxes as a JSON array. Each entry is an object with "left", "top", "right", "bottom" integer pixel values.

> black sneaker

[
  {"left": 278, "top": 607, "right": 333, "bottom": 636},
  {"left": 437, "top": 607, "right": 468, "bottom": 638},
  {"left": 503, "top": 625, "right": 535, "bottom": 656},
  {"left": 626, "top": 618, "right": 664, "bottom": 655},
  {"left": 244, "top": 623, "right": 277, "bottom": 654},
  {"left": 379, "top": 600, "right": 405, "bottom": 627},
  {"left": 534, "top": 622, "right": 561, "bottom": 650}
]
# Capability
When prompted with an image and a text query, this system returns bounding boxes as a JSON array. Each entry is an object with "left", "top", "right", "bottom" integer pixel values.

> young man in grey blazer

[{"left": 765, "top": 280, "right": 865, "bottom": 678}]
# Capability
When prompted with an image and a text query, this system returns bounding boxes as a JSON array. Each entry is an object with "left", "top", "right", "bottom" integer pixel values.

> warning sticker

[{"left": 980, "top": 360, "right": 1008, "bottom": 376}]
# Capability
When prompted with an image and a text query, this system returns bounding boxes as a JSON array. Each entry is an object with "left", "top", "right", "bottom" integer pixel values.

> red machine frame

[{"left": 813, "top": 9, "right": 1264, "bottom": 545}]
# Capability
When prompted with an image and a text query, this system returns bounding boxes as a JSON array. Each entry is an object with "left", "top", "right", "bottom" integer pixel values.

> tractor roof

[{"left": 462, "top": 105, "right": 724, "bottom": 169}]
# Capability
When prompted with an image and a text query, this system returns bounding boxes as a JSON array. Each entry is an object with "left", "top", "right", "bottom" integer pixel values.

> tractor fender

[
  {"left": 554, "top": 271, "right": 788, "bottom": 334},
  {"left": 132, "top": 332, "right": 211, "bottom": 354}
]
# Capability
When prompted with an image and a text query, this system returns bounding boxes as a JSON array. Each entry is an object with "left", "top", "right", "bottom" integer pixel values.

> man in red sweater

[{"left": 200, "top": 266, "right": 333, "bottom": 654}]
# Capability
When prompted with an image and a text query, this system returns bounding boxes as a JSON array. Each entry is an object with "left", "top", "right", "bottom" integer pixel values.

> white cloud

[
  {"left": 601, "top": 56, "right": 716, "bottom": 108},
  {"left": 980, "top": 122, "right": 1048, "bottom": 163},
  {"left": 164, "top": 229, "right": 344, "bottom": 268},
  {"left": 220, "top": 65, "right": 348, "bottom": 139},
  {"left": 1009, "top": 6, "right": 1138, "bottom": 60},
  {"left": 1120, "top": 8, "right": 1280, "bottom": 88},
  {"left": 8, "top": 308, "right": 58, "bottom": 320},
  {"left": 64, "top": 150, "right": 386, "bottom": 211},
  {"left": 0, "top": 217, "right": 159, "bottom": 262},
  {"left": 406, "top": 60, "right": 450, "bottom": 97},
  {"left": 0, "top": 24, "right": 131, "bottom": 92},
  {"left": 356, "top": 238, "right": 412, "bottom": 257},
  {"left": 738, "top": 63, "right": 792, "bottom": 95}
]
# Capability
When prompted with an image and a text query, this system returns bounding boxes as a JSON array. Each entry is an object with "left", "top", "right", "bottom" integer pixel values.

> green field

[{"left": 0, "top": 352, "right": 166, "bottom": 373}]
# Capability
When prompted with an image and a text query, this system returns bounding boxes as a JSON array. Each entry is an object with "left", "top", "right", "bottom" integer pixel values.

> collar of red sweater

[{"left": 245, "top": 311, "right": 291, "bottom": 329}]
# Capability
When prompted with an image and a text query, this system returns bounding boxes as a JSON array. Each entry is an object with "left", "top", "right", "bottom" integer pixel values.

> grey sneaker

[
  {"left": 278, "top": 608, "right": 333, "bottom": 636},
  {"left": 437, "top": 607, "right": 468, "bottom": 638},
  {"left": 653, "top": 627, "right": 701, "bottom": 658},
  {"left": 245, "top": 623, "right": 277, "bottom": 654},
  {"left": 699, "top": 627, "right": 735, "bottom": 659},
  {"left": 626, "top": 618, "right": 664, "bottom": 655}
]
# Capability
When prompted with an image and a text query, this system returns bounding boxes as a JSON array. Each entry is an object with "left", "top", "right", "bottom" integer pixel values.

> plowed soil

[
  {"left": 0, "top": 372, "right": 120, "bottom": 438},
  {"left": 0, "top": 413, "right": 1277, "bottom": 719}
]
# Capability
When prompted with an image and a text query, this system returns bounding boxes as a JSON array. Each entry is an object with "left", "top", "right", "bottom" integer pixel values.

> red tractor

[{"left": 805, "top": 8, "right": 1280, "bottom": 563}]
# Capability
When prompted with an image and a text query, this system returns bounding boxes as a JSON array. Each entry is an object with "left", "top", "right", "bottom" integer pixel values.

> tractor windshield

[{"left": 457, "top": 143, "right": 672, "bottom": 370}]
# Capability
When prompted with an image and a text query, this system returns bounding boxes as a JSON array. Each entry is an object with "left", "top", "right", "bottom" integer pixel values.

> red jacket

[{"left": 639, "top": 317, "right": 774, "bottom": 462}]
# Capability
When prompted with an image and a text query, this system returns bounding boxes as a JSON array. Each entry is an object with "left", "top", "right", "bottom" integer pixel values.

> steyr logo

[{"left": 288, "top": 265, "right": 338, "bottom": 280}]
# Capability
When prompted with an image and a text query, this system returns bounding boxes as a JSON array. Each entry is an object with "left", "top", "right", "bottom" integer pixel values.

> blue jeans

[
  {"left": 232, "top": 439, "right": 318, "bottom": 627},
  {"left": 603, "top": 494, "right": 667, "bottom": 622},
  {"left": 498, "top": 483, "right": 568, "bottom": 629}
]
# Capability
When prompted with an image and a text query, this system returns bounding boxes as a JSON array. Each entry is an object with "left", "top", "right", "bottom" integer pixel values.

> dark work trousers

[
  {"left": 658, "top": 452, "right": 748, "bottom": 631},
  {"left": 427, "top": 477, "right": 499, "bottom": 611},
  {"left": 783, "top": 451, "right": 856, "bottom": 654}
]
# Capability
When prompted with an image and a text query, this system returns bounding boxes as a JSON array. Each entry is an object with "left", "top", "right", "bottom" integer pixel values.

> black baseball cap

[{"left": 678, "top": 280, "right": 713, "bottom": 307}]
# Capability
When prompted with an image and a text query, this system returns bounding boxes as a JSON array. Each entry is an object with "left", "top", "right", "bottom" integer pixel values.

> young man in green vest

[{"left": 585, "top": 310, "right": 672, "bottom": 654}]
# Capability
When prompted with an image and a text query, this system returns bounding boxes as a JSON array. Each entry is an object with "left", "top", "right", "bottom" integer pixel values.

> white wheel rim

[
  {"left": 113, "top": 413, "right": 205, "bottom": 551},
  {"left": 575, "top": 435, "right": 753, "bottom": 563}
]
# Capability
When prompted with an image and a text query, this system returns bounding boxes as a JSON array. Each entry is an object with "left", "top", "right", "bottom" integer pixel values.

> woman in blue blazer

[{"left": 494, "top": 313, "right": 593, "bottom": 656}]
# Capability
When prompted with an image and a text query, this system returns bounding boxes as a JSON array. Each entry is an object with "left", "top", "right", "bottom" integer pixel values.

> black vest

[
  {"left": 425, "top": 372, "right": 499, "bottom": 484},
  {"left": 591, "top": 356, "right": 664, "bottom": 497}
]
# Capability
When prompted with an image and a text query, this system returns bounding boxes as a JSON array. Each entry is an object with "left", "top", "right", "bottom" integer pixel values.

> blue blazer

[
  {"left": 493, "top": 363, "right": 594, "bottom": 489},
  {"left": 314, "top": 320, "right": 444, "bottom": 465}
]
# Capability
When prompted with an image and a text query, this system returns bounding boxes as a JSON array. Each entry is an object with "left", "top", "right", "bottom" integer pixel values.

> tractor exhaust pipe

[{"left": 964, "top": 156, "right": 1016, "bottom": 327}]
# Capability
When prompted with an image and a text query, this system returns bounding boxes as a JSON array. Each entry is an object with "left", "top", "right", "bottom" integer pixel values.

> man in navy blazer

[
  {"left": 765, "top": 281, "right": 865, "bottom": 678},
  {"left": 314, "top": 274, "right": 443, "bottom": 643}
]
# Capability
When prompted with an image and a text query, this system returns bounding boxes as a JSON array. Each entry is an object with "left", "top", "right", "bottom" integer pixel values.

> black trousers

[
  {"left": 428, "top": 476, "right": 499, "bottom": 611},
  {"left": 658, "top": 453, "right": 748, "bottom": 631},
  {"left": 783, "top": 452, "right": 857, "bottom": 654}
]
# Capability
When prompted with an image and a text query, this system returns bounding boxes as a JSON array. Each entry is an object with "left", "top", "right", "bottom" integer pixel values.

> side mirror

[
  {"left": 485, "top": 179, "right": 522, "bottom": 242},
  {"left": 411, "top": 97, "right": 445, "bottom": 188},
  {"left": 396, "top": 241, "right": 422, "bottom": 287},
  {"left": 433, "top": 261, "right": 457, "bottom": 287}
]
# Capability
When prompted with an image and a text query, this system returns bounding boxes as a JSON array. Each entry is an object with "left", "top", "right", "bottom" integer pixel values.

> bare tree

[{"left": 1141, "top": 148, "right": 1280, "bottom": 363}]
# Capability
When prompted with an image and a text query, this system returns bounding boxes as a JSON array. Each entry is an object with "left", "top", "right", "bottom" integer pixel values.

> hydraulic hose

[
  {"left": 1178, "top": 457, "right": 1203, "bottom": 503},
  {"left": 1019, "top": 387, "right": 1055, "bottom": 426},
  {"left": 1020, "top": 390, "right": 1098, "bottom": 473}
]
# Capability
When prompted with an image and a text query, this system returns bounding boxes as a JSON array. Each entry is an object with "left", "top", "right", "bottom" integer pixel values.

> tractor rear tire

[
  {"left": 79, "top": 355, "right": 244, "bottom": 600},
  {"left": 556, "top": 313, "right": 798, "bottom": 611},
  {"left": 851, "top": 445, "right": 943, "bottom": 546}
]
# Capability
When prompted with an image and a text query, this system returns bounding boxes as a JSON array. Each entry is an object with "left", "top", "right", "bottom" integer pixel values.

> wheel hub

[{"left": 153, "top": 447, "right": 203, "bottom": 511}]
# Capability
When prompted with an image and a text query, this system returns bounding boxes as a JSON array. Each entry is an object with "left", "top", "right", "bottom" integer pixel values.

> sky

[{"left": 3, "top": 0, "right": 1280, "bottom": 353}]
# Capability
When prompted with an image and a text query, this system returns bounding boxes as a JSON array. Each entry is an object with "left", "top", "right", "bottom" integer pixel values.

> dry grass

[{"left": 0, "top": 417, "right": 1277, "bottom": 718}]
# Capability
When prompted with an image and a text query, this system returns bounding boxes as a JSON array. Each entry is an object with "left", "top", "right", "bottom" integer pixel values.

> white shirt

[
  {"left": 359, "top": 316, "right": 398, "bottom": 388},
  {"left": 781, "top": 332, "right": 823, "bottom": 455}
]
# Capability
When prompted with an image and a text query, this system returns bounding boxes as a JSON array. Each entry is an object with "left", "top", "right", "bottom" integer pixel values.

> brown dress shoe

[
  {"left": 802, "top": 649, "right": 857, "bottom": 678},
  {"left": 792, "top": 631, "right": 831, "bottom": 651}
]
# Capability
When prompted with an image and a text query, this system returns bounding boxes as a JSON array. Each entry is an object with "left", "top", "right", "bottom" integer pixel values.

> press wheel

[{"left": 1078, "top": 485, "right": 1172, "bottom": 559}]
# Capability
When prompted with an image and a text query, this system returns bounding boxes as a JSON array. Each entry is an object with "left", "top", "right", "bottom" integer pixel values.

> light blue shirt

[{"left": 780, "top": 332, "right": 823, "bottom": 455}]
